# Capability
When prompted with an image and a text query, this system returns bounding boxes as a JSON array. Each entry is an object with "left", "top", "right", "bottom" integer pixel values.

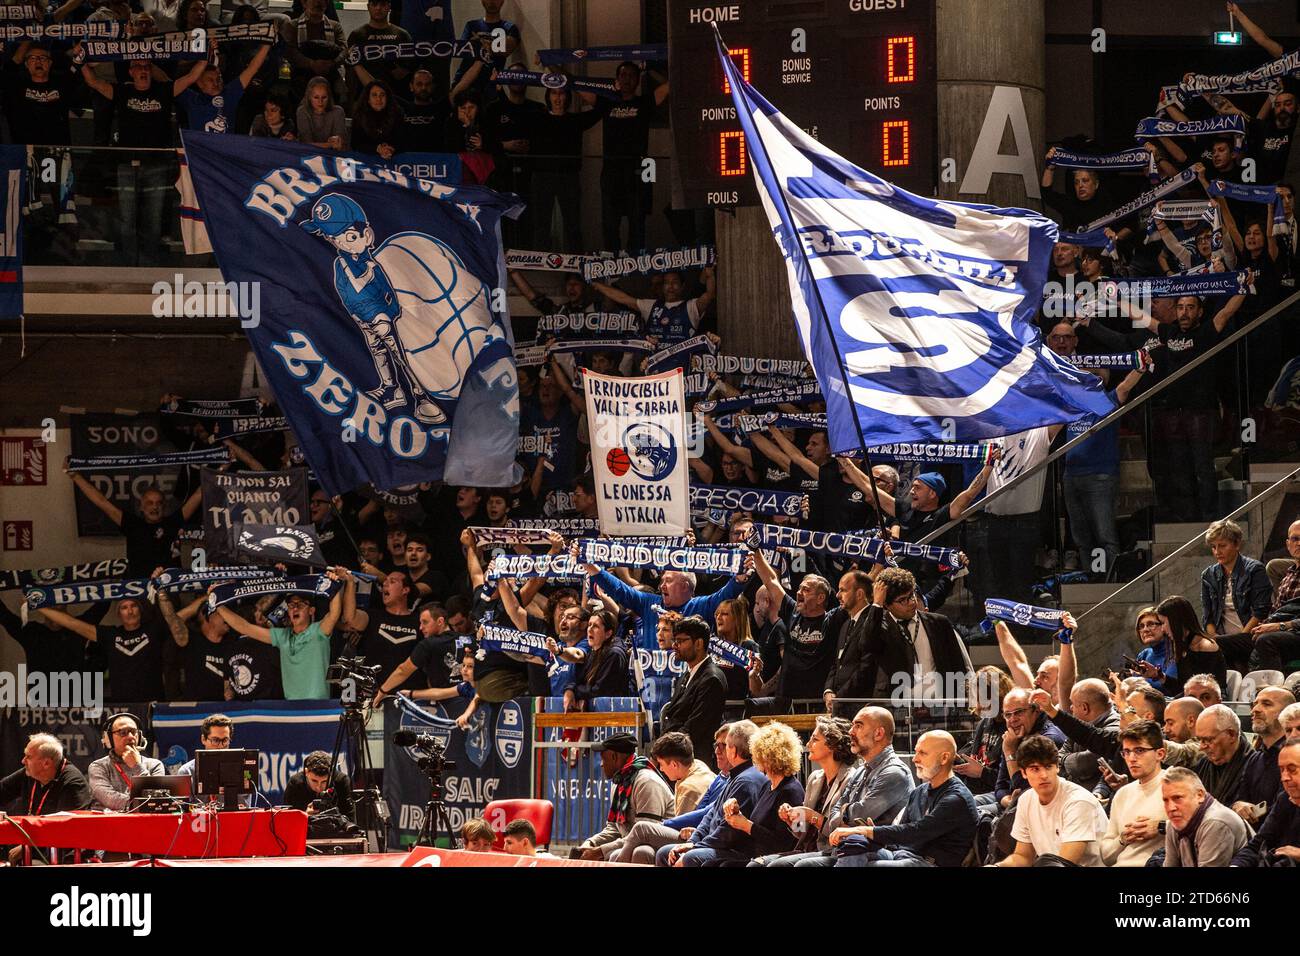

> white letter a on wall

[{"left": 958, "top": 85, "right": 1040, "bottom": 199}]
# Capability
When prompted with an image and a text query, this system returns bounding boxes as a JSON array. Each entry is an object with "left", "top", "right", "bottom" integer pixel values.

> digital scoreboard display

[{"left": 669, "top": 0, "right": 938, "bottom": 208}]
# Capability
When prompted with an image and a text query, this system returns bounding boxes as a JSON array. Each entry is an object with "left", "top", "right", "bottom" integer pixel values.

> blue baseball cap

[
  {"left": 915, "top": 472, "right": 947, "bottom": 497},
  {"left": 301, "top": 193, "right": 367, "bottom": 238}
]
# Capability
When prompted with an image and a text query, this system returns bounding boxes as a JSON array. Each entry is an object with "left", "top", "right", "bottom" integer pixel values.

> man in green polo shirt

[{"left": 212, "top": 573, "right": 343, "bottom": 700}]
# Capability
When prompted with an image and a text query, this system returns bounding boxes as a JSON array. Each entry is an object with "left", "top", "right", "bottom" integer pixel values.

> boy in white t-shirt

[{"left": 995, "top": 734, "right": 1108, "bottom": 867}]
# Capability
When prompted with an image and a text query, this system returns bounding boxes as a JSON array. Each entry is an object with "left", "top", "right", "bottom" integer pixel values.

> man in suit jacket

[
  {"left": 823, "top": 569, "right": 886, "bottom": 714},
  {"left": 660, "top": 615, "right": 728, "bottom": 769},
  {"left": 879, "top": 567, "right": 974, "bottom": 702}
]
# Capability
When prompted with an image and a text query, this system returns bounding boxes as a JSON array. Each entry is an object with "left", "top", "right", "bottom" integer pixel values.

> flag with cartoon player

[{"left": 181, "top": 131, "right": 524, "bottom": 496}]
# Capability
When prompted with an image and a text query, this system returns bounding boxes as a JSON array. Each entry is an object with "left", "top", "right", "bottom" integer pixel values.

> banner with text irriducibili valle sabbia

[{"left": 584, "top": 369, "right": 690, "bottom": 535}]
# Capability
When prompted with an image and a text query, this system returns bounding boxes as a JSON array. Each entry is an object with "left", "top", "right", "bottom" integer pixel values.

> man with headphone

[{"left": 87, "top": 713, "right": 165, "bottom": 811}]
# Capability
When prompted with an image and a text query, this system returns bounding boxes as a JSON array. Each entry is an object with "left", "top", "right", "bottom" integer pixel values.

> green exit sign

[{"left": 1214, "top": 31, "right": 1243, "bottom": 45}]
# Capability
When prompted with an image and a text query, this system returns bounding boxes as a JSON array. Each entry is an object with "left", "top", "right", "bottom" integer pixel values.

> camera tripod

[
  {"left": 325, "top": 698, "right": 388, "bottom": 853},
  {"left": 413, "top": 762, "right": 456, "bottom": 849}
]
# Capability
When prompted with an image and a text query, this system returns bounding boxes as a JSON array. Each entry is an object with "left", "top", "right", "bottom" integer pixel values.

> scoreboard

[{"left": 668, "top": 0, "right": 938, "bottom": 208}]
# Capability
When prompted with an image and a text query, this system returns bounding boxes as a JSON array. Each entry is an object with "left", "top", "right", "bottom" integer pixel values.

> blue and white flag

[
  {"left": 0, "top": 144, "right": 24, "bottom": 317},
  {"left": 715, "top": 31, "right": 1114, "bottom": 450},
  {"left": 181, "top": 132, "right": 523, "bottom": 497},
  {"left": 479, "top": 623, "right": 552, "bottom": 662},
  {"left": 25, "top": 578, "right": 149, "bottom": 609}
]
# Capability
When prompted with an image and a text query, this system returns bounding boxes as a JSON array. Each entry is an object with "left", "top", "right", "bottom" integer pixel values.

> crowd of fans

[
  {"left": 6, "top": 0, "right": 676, "bottom": 260},
  {"left": 6, "top": 1, "right": 1300, "bottom": 868}
]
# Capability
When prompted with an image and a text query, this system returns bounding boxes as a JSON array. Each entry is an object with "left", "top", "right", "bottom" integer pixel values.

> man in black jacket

[
  {"left": 822, "top": 570, "right": 878, "bottom": 715},
  {"left": 1, "top": 733, "right": 91, "bottom": 816},
  {"left": 871, "top": 567, "right": 973, "bottom": 704},
  {"left": 1232, "top": 740, "right": 1300, "bottom": 866},
  {"left": 660, "top": 616, "right": 727, "bottom": 770},
  {"left": 283, "top": 750, "right": 354, "bottom": 820}
]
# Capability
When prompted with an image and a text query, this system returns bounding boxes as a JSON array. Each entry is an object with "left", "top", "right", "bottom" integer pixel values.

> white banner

[{"left": 584, "top": 369, "right": 690, "bottom": 535}]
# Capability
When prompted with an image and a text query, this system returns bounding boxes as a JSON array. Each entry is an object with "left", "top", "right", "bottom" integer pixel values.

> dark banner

[
  {"left": 69, "top": 412, "right": 178, "bottom": 537},
  {"left": 0, "top": 705, "right": 150, "bottom": 777},
  {"left": 382, "top": 696, "right": 533, "bottom": 849},
  {"left": 152, "top": 699, "right": 343, "bottom": 803},
  {"left": 201, "top": 468, "right": 308, "bottom": 563}
]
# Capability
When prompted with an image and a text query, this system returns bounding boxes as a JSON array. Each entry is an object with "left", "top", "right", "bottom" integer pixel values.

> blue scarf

[
  {"left": 537, "top": 311, "right": 642, "bottom": 338},
  {"left": 1065, "top": 350, "right": 1154, "bottom": 371},
  {"left": 25, "top": 579, "right": 149, "bottom": 609},
  {"left": 346, "top": 39, "right": 487, "bottom": 64},
  {"left": 538, "top": 44, "right": 667, "bottom": 66},
  {"left": 66, "top": 446, "right": 232, "bottom": 471},
  {"left": 1204, "top": 179, "right": 1289, "bottom": 236},
  {"left": 149, "top": 566, "right": 282, "bottom": 597},
  {"left": 73, "top": 30, "right": 209, "bottom": 63},
  {"left": 735, "top": 411, "right": 827, "bottom": 433},
  {"left": 1049, "top": 147, "right": 1157, "bottom": 181},
  {"left": 1101, "top": 270, "right": 1252, "bottom": 299},
  {"left": 982, "top": 598, "right": 1073, "bottom": 640},
  {"left": 210, "top": 416, "right": 290, "bottom": 439},
  {"left": 582, "top": 245, "right": 714, "bottom": 282},
  {"left": 645, "top": 334, "right": 717, "bottom": 373},
  {"left": 746, "top": 524, "right": 964, "bottom": 571},
  {"left": 547, "top": 338, "right": 653, "bottom": 357},
  {"left": 2, "top": 22, "right": 122, "bottom": 40},
  {"left": 510, "top": 517, "right": 601, "bottom": 536},
  {"left": 1180, "top": 49, "right": 1300, "bottom": 94},
  {"left": 695, "top": 354, "right": 810, "bottom": 378},
  {"left": 1059, "top": 228, "right": 1117, "bottom": 258},
  {"left": 206, "top": 574, "right": 338, "bottom": 611},
  {"left": 1, "top": 559, "right": 128, "bottom": 592},
  {"left": 696, "top": 382, "right": 822, "bottom": 415},
  {"left": 479, "top": 623, "right": 552, "bottom": 662},
  {"left": 493, "top": 68, "right": 619, "bottom": 99},
  {"left": 160, "top": 397, "right": 265, "bottom": 419},
  {"left": 577, "top": 539, "right": 746, "bottom": 574},
  {"left": 485, "top": 552, "right": 585, "bottom": 583},
  {"left": 1134, "top": 114, "right": 1247, "bottom": 147},
  {"left": 865, "top": 441, "right": 997, "bottom": 464},
  {"left": 1086, "top": 167, "right": 1200, "bottom": 232},
  {"left": 504, "top": 249, "right": 591, "bottom": 272},
  {"left": 690, "top": 484, "right": 806, "bottom": 518},
  {"left": 709, "top": 636, "right": 754, "bottom": 668}
]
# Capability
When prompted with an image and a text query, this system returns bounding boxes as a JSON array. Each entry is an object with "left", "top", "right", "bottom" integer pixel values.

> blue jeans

[
  {"left": 116, "top": 159, "right": 171, "bottom": 265},
  {"left": 1063, "top": 472, "right": 1119, "bottom": 575},
  {"left": 835, "top": 847, "right": 935, "bottom": 868}
]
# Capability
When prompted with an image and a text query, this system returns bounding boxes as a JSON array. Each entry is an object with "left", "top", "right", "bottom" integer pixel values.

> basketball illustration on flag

[{"left": 607, "top": 447, "right": 632, "bottom": 476}]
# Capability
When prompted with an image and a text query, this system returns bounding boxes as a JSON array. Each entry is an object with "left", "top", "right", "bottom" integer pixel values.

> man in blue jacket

[
  {"left": 584, "top": 563, "right": 746, "bottom": 650},
  {"left": 656, "top": 720, "right": 766, "bottom": 867}
]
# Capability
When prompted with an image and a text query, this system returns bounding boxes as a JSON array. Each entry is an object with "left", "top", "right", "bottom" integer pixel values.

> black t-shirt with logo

[
  {"left": 3, "top": 68, "right": 77, "bottom": 145},
  {"left": 813, "top": 462, "right": 871, "bottom": 532},
  {"left": 398, "top": 98, "right": 451, "bottom": 152},
  {"left": 777, "top": 595, "right": 842, "bottom": 699},
  {"left": 113, "top": 81, "right": 175, "bottom": 148},
  {"left": 1249, "top": 116, "right": 1294, "bottom": 185},
  {"left": 95, "top": 623, "right": 167, "bottom": 702},
  {"left": 354, "top": 607, "right": 424, "bottom": 690},
  {"left": 223, "top": 636, "right": 283, "bottom": 700},
  {"left": 409, "top": 633, "right": 459, "bottom": 688},
  {"left": 598, "top": 92, "right": 656, "bottom": 161},
  {"left": 182, "top": 632, "right": 235, "bottom": 701},
  {"left": 119, "top": 510, "right": 183, "bottom": 577},
  {"left": 1155, "top": 320, "right": 1222, "bottom": 408}
]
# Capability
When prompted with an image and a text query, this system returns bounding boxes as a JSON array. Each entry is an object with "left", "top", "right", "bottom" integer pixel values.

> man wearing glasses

[
  {"left": 1191, "top": 704, "right": 1254, "bottom": 806},
  {"left": 994, "top": 687, "right": 1067, "bottom": 810},
  {"left": 659, "top": 617, "right": 727, "bottom": 770},
  {"left": 88, "top": 713, "right": 166, "bottom": 811},
  {"left": 175, "top": 714, "right": 234, "bottom": 779},
  {"left": 1099, "top": 720, "right": 1168, "bottom": 866}
]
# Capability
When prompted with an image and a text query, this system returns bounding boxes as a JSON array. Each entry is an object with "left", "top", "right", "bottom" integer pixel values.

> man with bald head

[
  {"left": 1193, "top": 704, "right": 1253, "bottom": 806},
  {"left": 774, "top": 706, "right": 914, "bottom": 868},
  {"left": 1162, "top": 697, "right": 1205, "bottom": 767},
  {"left": 1234, "top": 686, "right": 1296, "bottom": 824},
  {"left": 995, "top": 687, "right": 1067, "bottom": 809},
  {"left": 829, "top": 730, "right": 979, "bottom": 867},
  {"left": 1056, "top": 678, "right": 1120, "bottom": 791}
]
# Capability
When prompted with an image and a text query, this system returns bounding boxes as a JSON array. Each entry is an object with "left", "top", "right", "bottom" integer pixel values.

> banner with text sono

[{"left": 69, "top": 412, "right": 179, "bottom": 537}]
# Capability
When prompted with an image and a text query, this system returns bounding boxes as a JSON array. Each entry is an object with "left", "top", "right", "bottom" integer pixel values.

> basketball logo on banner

[{"left": 584, "top": 369, "right": 690, "bottom": 535}]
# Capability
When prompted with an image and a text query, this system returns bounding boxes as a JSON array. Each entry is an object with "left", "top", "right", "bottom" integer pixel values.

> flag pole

[{"left": 712, "top": 24, "right": 890, "bottom": 538}]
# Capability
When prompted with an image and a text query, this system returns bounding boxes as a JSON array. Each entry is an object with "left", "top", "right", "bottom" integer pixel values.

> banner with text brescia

[{"left": 584, "top": 369, "right": 690, "bottom": 535}]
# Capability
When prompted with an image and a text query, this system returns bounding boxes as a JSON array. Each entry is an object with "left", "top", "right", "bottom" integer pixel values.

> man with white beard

[{"left": 826, "top": 730, "right": 979, "bottom": 867}]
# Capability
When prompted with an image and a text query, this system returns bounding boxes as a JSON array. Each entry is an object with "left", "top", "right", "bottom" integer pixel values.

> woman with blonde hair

[
  {"left": 1129, "top": 605, "right": 1178, "bottom": 695},
  {"left": 296, "top": 76, "right": 347, "bottom": 150},
  {"left": 714, "top": 596, "right": 761, "bottom": 700},
  {"left": 718, "top": 721, "right": 805, "bottom": 864}
]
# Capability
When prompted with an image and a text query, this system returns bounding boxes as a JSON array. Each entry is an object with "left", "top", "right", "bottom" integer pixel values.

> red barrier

[
  {"left": 0, "top": 809, "right": 307, "bottom": 859},
  {"left": 51, "top": 848, "right": 642, "bottom": 867}
]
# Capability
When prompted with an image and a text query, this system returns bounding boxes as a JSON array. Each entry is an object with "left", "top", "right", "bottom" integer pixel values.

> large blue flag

[
  {"left": 0, "top": 144, "right": 24, "bottom": 317},
  {"left": 182, "top": 131, "right": 523, "bottom": 496},
  {"left": 401, "top": 0, "right": 455, "bottom": 43},
  {"left": 715, "top": 32, "right": 1113, "bottom": 450}
]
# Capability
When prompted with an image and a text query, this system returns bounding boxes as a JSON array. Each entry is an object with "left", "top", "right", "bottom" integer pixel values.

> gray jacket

[
  {"left": 1164, "top": 798, "right": 1250, "bottom": 868},
  {"left": 582, "top": 768, "right": 675, "bottom": 858},
  {"left": 827, "top": 747, "right": 914, "bottom": 831}
]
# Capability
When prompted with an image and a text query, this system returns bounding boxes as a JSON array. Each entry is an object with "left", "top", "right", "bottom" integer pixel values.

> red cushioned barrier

[
  {"left": 51, "top": 848, "right": 640, "bottom": 867},
  {"left": 0, "top": 809, "right": 307, "bottom": 858}
]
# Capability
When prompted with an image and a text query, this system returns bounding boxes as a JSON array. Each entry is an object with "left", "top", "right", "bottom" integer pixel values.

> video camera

[
  {"left": 393, "top": 730, "right": 457, "bottom": 776},
  {"left": 327, "top": 654, "right": 382, "bottom": 699}
]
